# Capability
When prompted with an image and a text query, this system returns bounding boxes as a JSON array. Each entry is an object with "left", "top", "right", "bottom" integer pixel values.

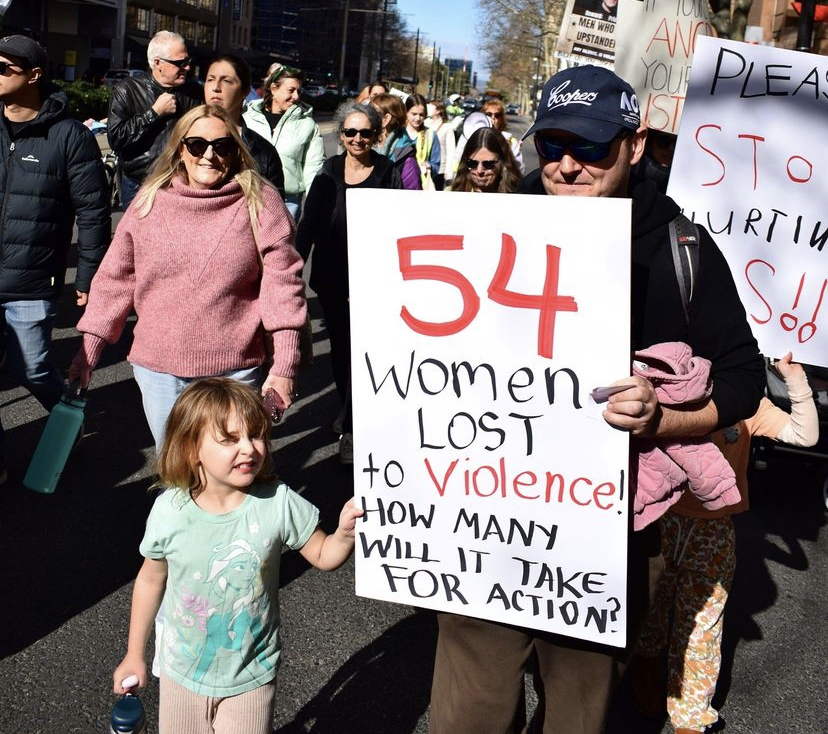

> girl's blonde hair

[
  {"left": 133, "top": 104, "right": 265, "bottom": 218},
  {"left": 156, "top": 377, "right": 274, "bottom": 497}
]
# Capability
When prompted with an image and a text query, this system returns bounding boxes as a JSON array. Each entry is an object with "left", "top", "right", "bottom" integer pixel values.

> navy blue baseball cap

[{"left": 523, "top": 65, "right": 640, "bottom": 143}]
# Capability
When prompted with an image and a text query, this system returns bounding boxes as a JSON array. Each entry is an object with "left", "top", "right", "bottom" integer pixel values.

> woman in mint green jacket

[{"left": 243, "top": 65, "right": 325, "bottom": 219}]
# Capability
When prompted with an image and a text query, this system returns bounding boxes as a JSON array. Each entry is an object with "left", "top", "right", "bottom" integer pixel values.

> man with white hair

[{"left": 106, "top": 30, "right": 201, "bottom": 208}]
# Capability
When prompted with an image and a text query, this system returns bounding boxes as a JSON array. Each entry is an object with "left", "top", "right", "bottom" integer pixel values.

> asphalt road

[{"left": 0, "top": 115, "right": 826, "bottom": 734}]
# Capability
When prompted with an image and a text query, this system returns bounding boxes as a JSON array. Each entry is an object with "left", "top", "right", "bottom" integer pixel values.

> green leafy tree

[
  {"left": 53, "top": 80, "right": 111, "bottom": 121},
  {"left": 476, "top": 0, "right": 566, "bottom": 107}
]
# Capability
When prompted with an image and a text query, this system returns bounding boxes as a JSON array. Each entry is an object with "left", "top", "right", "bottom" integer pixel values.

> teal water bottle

[
  {"left": 110, "top": 676, "right": 146, "bottom": 734},
  {"left": 23, "top": 383, "right": 86, "bottom": 494}
]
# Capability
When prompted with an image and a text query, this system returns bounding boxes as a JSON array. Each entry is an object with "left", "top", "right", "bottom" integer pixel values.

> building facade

[
  {"left": 1, "top": 0, "right": 124, "bottom": 81},
  {"left": 251, "top": 0, "right": 299, "bottom": 64},
  {"left": 444, "top": 57, "right": 472, "bottom": 95},
  {"left": 253, "top": 0, "right": 386, "bottom": 91},
  {"left": 121, "top": 0, "right": 222, "bottom": 77},
  {"left": 1, "top": 0, "right": 400, "bottom": 92}
]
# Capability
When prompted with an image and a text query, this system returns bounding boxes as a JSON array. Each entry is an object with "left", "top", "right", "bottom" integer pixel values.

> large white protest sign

[
  {"left": 614, "top": 0, "right": 713, "bottom": 133},
  {"left": 556, "top": 0, "right": 618, "bottom": 68},
  {"left": 668, "top": 36, "right": 828, "bottom": 366},
  {"left": 348, "top": 189, "right": 632, "bottom": 646}
]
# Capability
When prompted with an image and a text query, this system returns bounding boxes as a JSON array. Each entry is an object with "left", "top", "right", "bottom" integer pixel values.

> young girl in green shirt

[{"left": 112, "top": 377, "right": 362, "bottom": 733}]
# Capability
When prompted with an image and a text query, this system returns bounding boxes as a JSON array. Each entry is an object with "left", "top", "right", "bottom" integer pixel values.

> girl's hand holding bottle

[{"left": 113, "top": 659, "right": 146, "bottom": 694}]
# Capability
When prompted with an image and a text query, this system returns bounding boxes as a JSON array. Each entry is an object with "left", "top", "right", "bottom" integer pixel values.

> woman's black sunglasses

[
  {"left": 464, "top": 159, "right": 498, "bottom": 171},
  {"left": 341, "top": 128, "right": 375, "bottom": 139},
  {"left": 182, "top": 137, "right": 237, "bottom": 158}
]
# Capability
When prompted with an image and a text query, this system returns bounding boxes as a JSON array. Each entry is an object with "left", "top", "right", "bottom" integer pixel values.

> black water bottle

[{"left": 110, "top": 676, "right": 146, "bottom": 734}]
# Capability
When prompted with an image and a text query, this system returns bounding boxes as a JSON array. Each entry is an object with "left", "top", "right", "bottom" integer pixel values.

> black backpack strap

[{"left": 668, "top": 214, "right": 700, "bottom": 324}]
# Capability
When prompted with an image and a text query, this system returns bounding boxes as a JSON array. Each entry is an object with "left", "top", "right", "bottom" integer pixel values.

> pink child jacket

[{"left": 631, "top": 341, "right": 739, "bottom": 530}]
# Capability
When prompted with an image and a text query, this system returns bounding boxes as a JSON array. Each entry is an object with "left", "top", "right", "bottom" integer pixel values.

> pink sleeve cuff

[
  {"left": 73, "top": 333, "right": 108, "bottom": 371},
  {"left": 268, "top": 328, "right": 302, "bottom": 379}
]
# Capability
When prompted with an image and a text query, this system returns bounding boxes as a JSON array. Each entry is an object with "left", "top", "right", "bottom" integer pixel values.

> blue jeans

[
  {"left": 0, "top": 299, "right": 65, "bottom": 455},
  {"left": 284, "top": 193, "right": 302, "bottom": 221},
  {"left": 119, "top": 172, "right": 141, "bottom": 210},
  {"left": 132, "top": 363, "right": 264, "bottom": 451}
]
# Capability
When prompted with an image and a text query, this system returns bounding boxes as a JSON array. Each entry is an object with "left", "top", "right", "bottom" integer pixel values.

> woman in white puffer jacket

[{"left": 243, "top": 64, "right": 325, "bottom": 220}]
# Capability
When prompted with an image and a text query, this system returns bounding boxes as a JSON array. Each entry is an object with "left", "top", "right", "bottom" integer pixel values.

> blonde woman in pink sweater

[{"left": 70, "top": 105, "right": 306, "bottom": 448}]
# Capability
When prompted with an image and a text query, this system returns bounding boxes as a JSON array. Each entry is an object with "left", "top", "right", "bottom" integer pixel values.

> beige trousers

[{"left": 159, "top": 674, "right": 276, "bottom": 734}]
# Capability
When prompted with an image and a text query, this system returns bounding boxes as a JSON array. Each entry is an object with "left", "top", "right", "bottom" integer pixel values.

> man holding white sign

[{"left": 429, "top": 65, "right": 764, "bottom": 734}]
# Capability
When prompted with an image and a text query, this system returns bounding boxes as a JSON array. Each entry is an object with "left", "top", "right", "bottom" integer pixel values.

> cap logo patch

[
  {"left": 546, "top": 80, "right": 598, "bottom": 111},
  {"left": 620, "top": 91, "right": 639, "bottom": 114}
]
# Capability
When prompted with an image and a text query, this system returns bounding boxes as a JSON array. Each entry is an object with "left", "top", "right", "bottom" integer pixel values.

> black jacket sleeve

[
  {"left": 262, "top": 146, "right": 286, "bottom": 200},
  {"left": 67, "top": 125, "right": 112, "bottom": 292},
  {"left": 295, "top": 172, "right": 336, "bottom": 262},
  {"left": 106, "top": 77, "right": 165, "bottom": 160},
  {"left": 243, "top": 127, "right": 286, "bottom": 200},
  {"left": 689, "top": 227, "right": 765, "bottom": 428}
]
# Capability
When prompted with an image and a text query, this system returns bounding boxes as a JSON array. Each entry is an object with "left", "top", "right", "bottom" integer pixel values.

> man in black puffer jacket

[
  {"left": 0, "top": 35, "right": 110, "bottom": 483},
  {"left": 106, "top": 30, "right": 202, "bottom": 208}
]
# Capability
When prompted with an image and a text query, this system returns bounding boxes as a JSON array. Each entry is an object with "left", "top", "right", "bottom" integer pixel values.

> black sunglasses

[
  {"left": 341, "top": 127, "right": 374, "bottom": 139},
  {"left": 464, "top": 159, "right": 498, "bottom": 171},
  {"left": 533, "top": 132, "right": 627, "bottom": 164},
  {"left": 0, "top": 61, "right": 25, "bottom": 76},
  {"left": 182, "top": 136, "right": 237, "bottom": 158},
  {"left": 159, "top": 56, "right": 192, "bottom": 70}
]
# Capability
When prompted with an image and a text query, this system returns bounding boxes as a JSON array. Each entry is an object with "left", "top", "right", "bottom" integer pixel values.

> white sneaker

[{"left": 339, "top": 433, "right": 353, "bottom": 465}]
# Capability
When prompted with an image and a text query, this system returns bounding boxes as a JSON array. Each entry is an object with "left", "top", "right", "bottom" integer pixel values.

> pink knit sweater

[{"left": 76, "top": 176, "right": 306, "bottom": 379}]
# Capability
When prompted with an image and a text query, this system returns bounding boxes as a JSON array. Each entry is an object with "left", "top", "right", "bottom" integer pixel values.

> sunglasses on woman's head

[
  {"left": 267, "top": 64, "right": 301, "bottom": 85},
  {"left": 533, "top": 132, "right": 626, "bottom": 163},
  {"left": 484, "top": 111, "right": 503, "bottom": 119},
  {"left": 182, "top": 136, "right": 237, "bottom": 158},
  {"left": 464, "top": 159, "right": 498, "bottom": 171},
  {"left": 341, "top": 128, "right": 374, "bottom": 139}
]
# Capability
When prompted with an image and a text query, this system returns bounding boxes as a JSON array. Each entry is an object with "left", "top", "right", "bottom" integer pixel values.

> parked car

[
  {"left": 101, "top": 69, "right": 143, "bottom": 86},
  {"left": 462, "top": 97, "right": 480, "bottom": 111},
  {"left": 506, "top": 102, "right": 521, "bottom": 115},
  {"left": 302, "top": 85, "right": 326, "bottom": 97}
]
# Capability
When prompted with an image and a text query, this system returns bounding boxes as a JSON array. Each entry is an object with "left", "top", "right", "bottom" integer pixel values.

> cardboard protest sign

[
  {"left": 348, "top": 189, "right": 632, "bottom": 647},
  {"left": 614, "top": 0, "right": 713, "bottom": 133},
  {"left": 668, "top": 36, "right": 828, "bottom": 366},
  {"left": 556, "top": 0, "right": 618, "bottom": 68}
]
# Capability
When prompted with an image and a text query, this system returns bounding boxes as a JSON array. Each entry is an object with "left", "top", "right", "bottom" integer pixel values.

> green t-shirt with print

[{"left": 140, "top": 481, "right": 319, "bottom": 697}]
